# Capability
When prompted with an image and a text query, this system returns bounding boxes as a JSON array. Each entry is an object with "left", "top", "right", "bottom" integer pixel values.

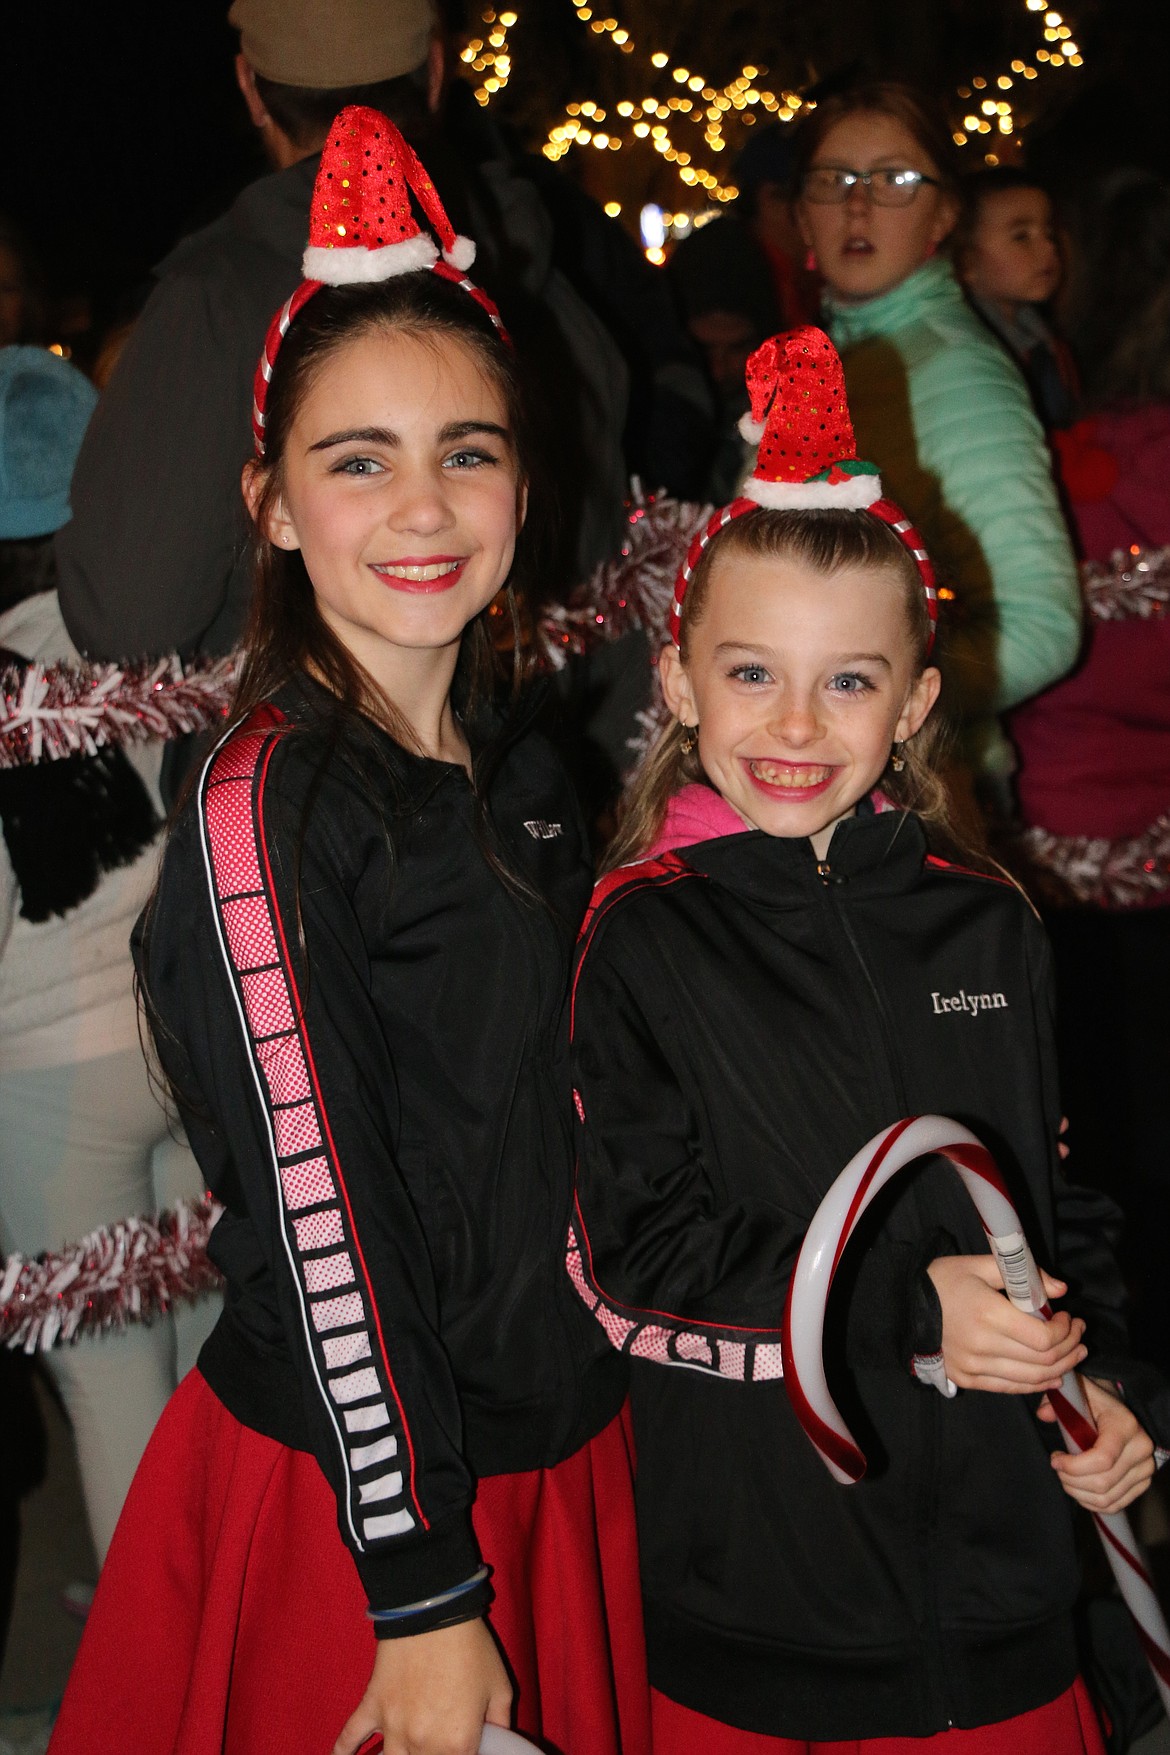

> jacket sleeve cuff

[
  {"left": 1082, "top": 1357, "right": 1170, "bottom": 1461},
  {"left": 355, "top": 1505, "right": 483, "bottom": 1623},
  {"left": 904, "top": 1227, "right": 958, "bottom": 1396}
]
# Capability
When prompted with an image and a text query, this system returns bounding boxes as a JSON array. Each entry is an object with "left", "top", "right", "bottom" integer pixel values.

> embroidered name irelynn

[{"left": 932, "top": 989, "right": 1008, "bottom": 1016}]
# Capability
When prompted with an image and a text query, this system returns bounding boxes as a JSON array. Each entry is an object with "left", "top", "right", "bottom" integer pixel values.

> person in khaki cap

[
  {"left": 229, "top": 0, "right": 442, "bottom": 170},
  {"left": 55, "top": 0, "right": 632, "bottom": 713}
]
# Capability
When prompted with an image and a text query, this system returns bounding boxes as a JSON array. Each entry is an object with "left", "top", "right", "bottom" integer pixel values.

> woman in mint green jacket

[{"left": 794, "top": 85, "right": 1081, "bottom": 787}]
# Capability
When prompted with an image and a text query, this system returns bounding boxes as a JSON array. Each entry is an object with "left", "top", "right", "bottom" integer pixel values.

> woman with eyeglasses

[{"left": 793, "top": 84, "right": 1081, "bottom": 818}]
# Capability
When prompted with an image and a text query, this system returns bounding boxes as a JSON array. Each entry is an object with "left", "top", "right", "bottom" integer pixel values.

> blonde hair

[{"left": 604, "top": 507, "right": 954, "bottom": 871}]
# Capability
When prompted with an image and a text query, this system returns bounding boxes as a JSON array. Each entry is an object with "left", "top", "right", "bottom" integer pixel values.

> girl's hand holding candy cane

[
  {"left": 332, "top": 1618, "right": 513, "bottom": 1755},
  {"left": 928, "top": 1256, "right": 1087, "bottom": 1393},
  {"left": 1039, "top": 1377, "right": 1156, "bottom": 1515}
]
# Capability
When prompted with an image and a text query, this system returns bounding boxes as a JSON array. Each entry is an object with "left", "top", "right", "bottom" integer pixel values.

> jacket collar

[
  {"left": 822, "top": 256, "right": 962, "bottom": 350},
  {"left": 679, "top": 804, "right": 928, "bottom": 905},
  {"left": 158, "top": 156, "right": 320, "bottom": 277}
]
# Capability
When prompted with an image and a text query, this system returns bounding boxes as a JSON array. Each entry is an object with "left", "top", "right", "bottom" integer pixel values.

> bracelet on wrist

[{"left": 367, "top": 1564, "right": 490, "bottom": 1625}]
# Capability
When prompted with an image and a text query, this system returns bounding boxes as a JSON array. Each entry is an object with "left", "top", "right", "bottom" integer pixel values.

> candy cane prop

[
  {"left": 782, "top": 1113, "right": 1170, "bottom": 1715},
  {"left": 479, "top": 1727, "right": 540, "bottom": 1753}
]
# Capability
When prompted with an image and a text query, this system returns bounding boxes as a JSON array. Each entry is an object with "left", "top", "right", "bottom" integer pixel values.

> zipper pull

[{"left": 816, "top": 860, "right": 846, "bottom": 886}]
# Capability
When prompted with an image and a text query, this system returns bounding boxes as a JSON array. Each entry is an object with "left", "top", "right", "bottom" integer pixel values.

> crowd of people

[{"left": 2, "top": 2, "right": 1170, "bottom": 1752}]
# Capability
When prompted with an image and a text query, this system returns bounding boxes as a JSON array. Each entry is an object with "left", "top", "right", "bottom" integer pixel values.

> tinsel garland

[
  {"left": 1017, "top": 814, "right": 1170, "bottom": 910},
  {"left": 536, "top": 492, "right": 709, "bottom": 768},
  {"left": 536, "top": 494, "right": 710, "bottom": 672},
  {"left": 0, "top": 1198, "right": 223, "bottom": 1353},
  {"left": 1082, "top": 541, "right": 1170, "bottom": 623},
  {"left": 0, "top": 654, "right": 239, "bottom": 769},
  {"left": 1014, "top": 544, "right": 1170, "bottom": 907}
]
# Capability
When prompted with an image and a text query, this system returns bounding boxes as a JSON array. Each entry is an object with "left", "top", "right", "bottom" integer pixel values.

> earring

[
  {"left": 804, "top": 247, "right": 818, "bottom": 274},
  {"left": 680, "top": 725, "right": 699, "bottom": 754},
  {"left": 890, "top": 741, "right": 906, "bottom": 773}
]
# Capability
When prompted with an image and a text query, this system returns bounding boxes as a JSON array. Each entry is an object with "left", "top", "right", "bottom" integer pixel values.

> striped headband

[
  {"left": 252, "top": 105, "right": 510, "bottom": 458},
  {"left": 668, "top": 327, "right": 938, "bottom": 651}
]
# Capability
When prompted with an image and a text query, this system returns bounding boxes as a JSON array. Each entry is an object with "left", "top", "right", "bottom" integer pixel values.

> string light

[
  {"left": 537, "top": 1, "right": 809, "bottom": 218},
  {"left": 467, "top": 0, "right": 1084, "bottom": 248},
  {"left": 954, "top": 0, "right": 1084, "bottom": 160},
  {"left": 460, "top": 6, "right": 517, "bottom": 104}
]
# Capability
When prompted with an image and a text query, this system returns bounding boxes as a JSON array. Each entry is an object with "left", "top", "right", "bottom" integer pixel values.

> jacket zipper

[
  {"left": 816, "top": 859, "right": 909, "bottom": 1114},
  {"left": 816, "top": 856, "right": 952, "bottom": 1727}
]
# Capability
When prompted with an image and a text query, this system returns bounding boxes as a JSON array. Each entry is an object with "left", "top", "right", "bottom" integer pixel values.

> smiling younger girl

[
  {"left": 567, "top": 329, "right": 1168, "bottom": 1754},
  {"left": 47, "top": 110, "right": 647, "bottom": 1755}
]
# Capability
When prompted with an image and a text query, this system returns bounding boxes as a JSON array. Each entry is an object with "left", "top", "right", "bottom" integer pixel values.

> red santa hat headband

[
  {"left": 668, "top": 328, "right": 937, "bottom": 651},
  {"left": 252, "top": 105, "right": 510, "bottom": 457}
]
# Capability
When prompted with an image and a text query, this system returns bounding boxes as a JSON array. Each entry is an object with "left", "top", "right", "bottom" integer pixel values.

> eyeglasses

[{"left": 801, "top": 167, "right": 941, "bottom": 207}]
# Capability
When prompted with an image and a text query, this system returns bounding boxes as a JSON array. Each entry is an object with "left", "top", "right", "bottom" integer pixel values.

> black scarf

[{"left": 0, "top": 648, "right": 160, "bottom": 923}]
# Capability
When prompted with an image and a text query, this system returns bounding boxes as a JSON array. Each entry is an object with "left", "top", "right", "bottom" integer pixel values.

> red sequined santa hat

[
  {"left": 252, "top": 105, "right": 509, "bottom": 456},
  {"left": 669, "top": 326, "right": 937, "bottom": 648}
]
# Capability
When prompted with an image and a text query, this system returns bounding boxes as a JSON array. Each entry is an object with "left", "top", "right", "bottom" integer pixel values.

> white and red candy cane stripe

[
  {"left": 252, "top": 279, "right": 323, "bottom": 457},
  {"left": 667, "top": 493, "right": 938, "bottom": 654},
  {"left": 867, "top": 497, "right": 939, "bottom": 651},
  {"left": 667, "top": 497, "right": 756, "bottom": 647},
  {"left": 251, "top": 267, "right": 512, "bottom": 461},
  {"left": 430, "top": 261, "right": 512, "bottom": 347},
  {"left": 783, "top": 1113, "right": 1170, "bottom": 1716}
]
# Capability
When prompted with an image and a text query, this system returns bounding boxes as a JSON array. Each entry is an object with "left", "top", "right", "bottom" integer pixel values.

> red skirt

[
  {"left": 48, "top": 1370, "right": 650, "bottom": 1755},
  {"left": 650, "top": 1680, "right": 1108, "bottom": 1754}
]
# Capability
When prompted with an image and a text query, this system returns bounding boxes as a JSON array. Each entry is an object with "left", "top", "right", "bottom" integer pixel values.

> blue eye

[
  {"left": 444, "top": 447, "right": 498, "bottom": 471},
  {"left": 729, "top": 663, "right": 771, "bottom": 685},
  {"left": 331, "top": 455, "right": 382, "bottom": 476},
  {"left": 828, "top": 671, "right": 875, "bottom": 695}
]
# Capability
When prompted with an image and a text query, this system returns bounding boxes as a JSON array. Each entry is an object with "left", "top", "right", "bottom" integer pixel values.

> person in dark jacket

[
  {"left": 568, "top": 329, "right": 1167, "bottom": 1753},
  {"left": 54, "top": 0, "right": 633, "bottom": 670},
  {"left": 47, "top": 116, "right": 648, "bottom": 1755}
]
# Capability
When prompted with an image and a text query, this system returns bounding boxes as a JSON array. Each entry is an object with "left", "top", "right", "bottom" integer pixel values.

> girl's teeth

[
  {"left": 750, "top": 761, "right": 831, "bottom": 788},
  {"left": 381, "top": 560, "right": 460, "bottom": 582}
]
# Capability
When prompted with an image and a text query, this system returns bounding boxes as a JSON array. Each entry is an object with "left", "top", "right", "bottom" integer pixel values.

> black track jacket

[
  {"left": 569, "top": 804, "right": 1170, "bottom": 1738},
  {"left": 136, "top": 679, "right": 624, "bottom": 1621}
]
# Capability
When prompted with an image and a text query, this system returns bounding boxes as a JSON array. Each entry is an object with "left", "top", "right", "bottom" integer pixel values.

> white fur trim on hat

[
  {"left": 738, "top": 412, "right": 766, "bottom": 445},
  {"left": 442, "top": 236, "right": 477, "bottom": 272},
  {"left": 743, "top": 472, "right": 885, "bottom": 510},
  {"left": 302, "top": 233, "right": 439, "bottom": 285}
]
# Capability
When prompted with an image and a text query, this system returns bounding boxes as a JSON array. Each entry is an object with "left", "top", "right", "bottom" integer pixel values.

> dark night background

[{"left": 3, "top": 0, "right": 1168, "bottom": 343}]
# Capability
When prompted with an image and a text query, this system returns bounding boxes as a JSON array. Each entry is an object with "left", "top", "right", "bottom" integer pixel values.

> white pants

[{"left": 0, "top": 1046, "right": 219, "bottom": 1562}]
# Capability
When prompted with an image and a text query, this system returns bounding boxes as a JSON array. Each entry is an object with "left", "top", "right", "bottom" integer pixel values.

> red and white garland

[
  {"left": 1016, "top": 544, "right": 1170, "bottom": 907},
  {"left": 1, "top": 1198, "right": 222, "bottom": 1353},
  {"left": 536, "top": 492, "right": 709, "bottom": 769},
  {"left": 0, "top": 654, "right": 239, "bottom": 769},
  {"left": 1081, "top": 541, "right": 1170, "bottom": 623},
  {"left": 536, "top": 493, "right": 710, "bottom": 674}
]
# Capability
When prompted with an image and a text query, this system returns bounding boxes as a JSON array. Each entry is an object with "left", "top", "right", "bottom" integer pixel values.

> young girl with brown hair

[
  {"left": 792, "top": 83, "right": 1080, "bottom": 800},
  {"left": 48, "top": 108, "right": 648, "bottom": 1755},
  {"left": 568, "top": 328, "right": 1167, "bottom": 1754}
]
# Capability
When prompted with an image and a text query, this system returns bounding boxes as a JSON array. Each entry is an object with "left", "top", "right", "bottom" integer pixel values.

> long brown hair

[
  {"left": 136, "top": 272, "right": 544, "bottom": 1119},
  {"left": 604, "top": 506, "right": 954, "bottom": 871}
]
